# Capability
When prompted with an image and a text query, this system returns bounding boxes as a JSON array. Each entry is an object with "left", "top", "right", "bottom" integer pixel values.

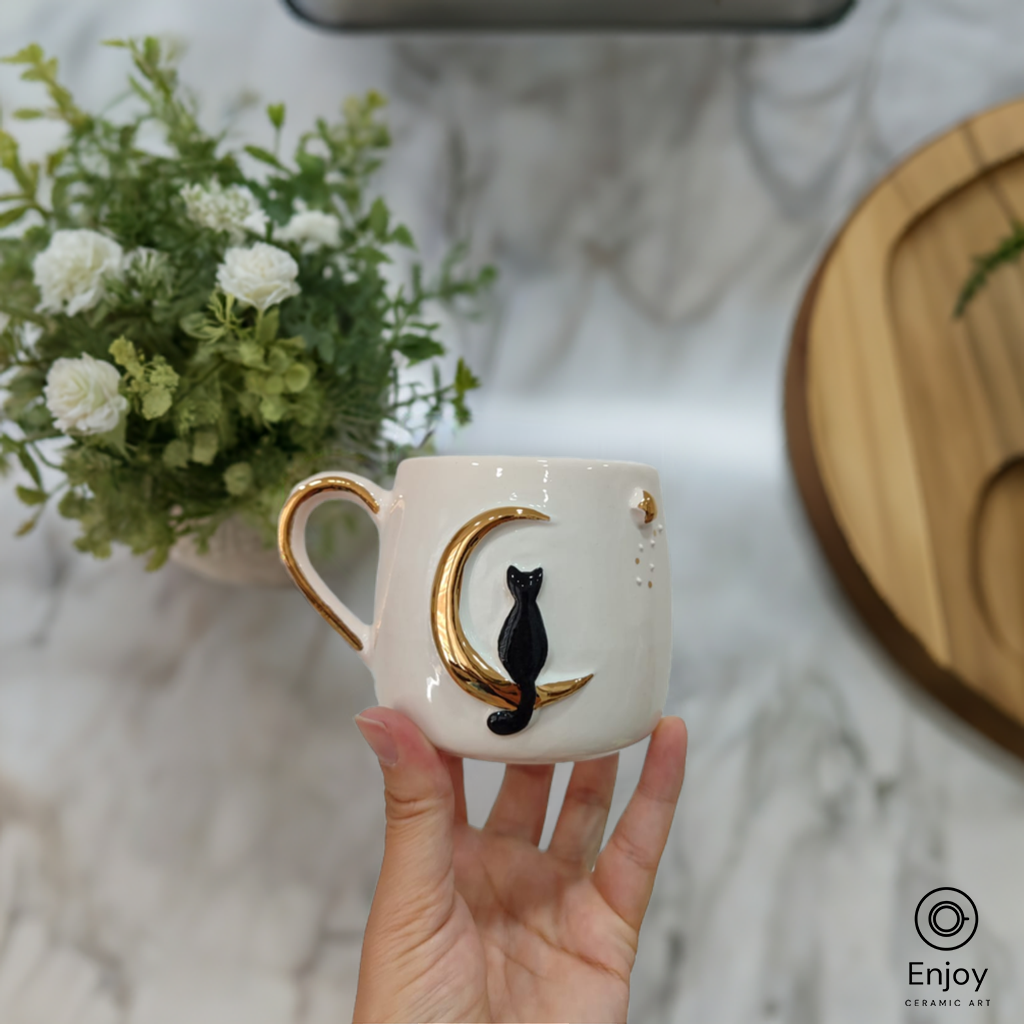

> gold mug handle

[{"left": 277, "top": 473, "right": 389, "bottom": 659}]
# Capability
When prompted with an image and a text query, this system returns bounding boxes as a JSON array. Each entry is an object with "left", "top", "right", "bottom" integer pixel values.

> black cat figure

[{"left": 488, "top": 566, "right": 548, "bottom": 736}]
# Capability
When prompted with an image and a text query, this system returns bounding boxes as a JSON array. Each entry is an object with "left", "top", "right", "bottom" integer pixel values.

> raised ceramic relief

[{"left": 430, "top": 507, "right": 594, "bottom": 736}]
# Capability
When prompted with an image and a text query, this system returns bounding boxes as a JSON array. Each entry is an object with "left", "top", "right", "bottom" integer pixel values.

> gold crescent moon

[{"left": 431, "top": 507, "right": 594, "bottom": 711}]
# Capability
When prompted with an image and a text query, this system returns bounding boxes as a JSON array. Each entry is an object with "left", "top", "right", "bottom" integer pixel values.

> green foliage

[
  {"left": 110, "top": 336, "right": 180, "bottom": 419},
  {"left": 0, "top": 37, "right": 492, "bottom": 568},
  {"left": 955, "top": 221, "right": 1024, "bottom": 316}
]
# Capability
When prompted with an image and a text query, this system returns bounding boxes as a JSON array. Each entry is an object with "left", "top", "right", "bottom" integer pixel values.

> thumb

[{"left": 354, "top": 707, "right": 456, "bottom": 929}]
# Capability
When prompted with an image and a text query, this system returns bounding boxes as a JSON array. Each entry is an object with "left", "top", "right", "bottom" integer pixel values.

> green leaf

[
  {"left": 146, "top": 548, "right": 167, "bottom": 573},
  {"left": 0, "top": 301, "right": 46, "bottom": 326},
  {"left": 12, "top": 108, "right": 44, "bottom": 120},
  {"left": 57, "top": 490, "right": 88, "bottom": 520},
  {"left": 259, "top": 394, "right": 286, "bottom": 422},
  {"left": 141, "top": 388, "right": 173, "bottom": 419},
  {"left": 109, "top": 335, "right": 142, "bottom": 376},
  {"left": 452, "top": 357, "right": 480, "bottom": 426},
  {"left": 295, "top": 152, "right": 325, "bottom": 176},
  {"left": 1, "top": 44, "right": 44, "bottom": 66},
  {"left": 12, "top": 160, "right": 38, "bottom": 197},
  {"left": 267, "top": 103, "right": 285, "bottom": 130},
  {"left": 390, "top": 223, "right": 416, "bottom": 249},
  {"left": 244, "top": 144, "right": 284, "bottom": 170},
  {"left": 955, "top": 221, "right": 1024, "bottom": 316},
  {"left": 162, "top": 439, "right": 190, "bottom": 469},
  {"left": 16, "top": 448, "right": 43, "bottom": 489},
  {"left": 368, "top": 197, "right": 389, "bottom": 241},
  {"left": 191, "top": 429, "right": 219, "bottom": 465},
  {"left": 16, "top": 485, "right": 47, "bottom": 506},
  {"left": 237, "top": 340, "right": 265, "bottom": 368},
  {"left": 142, "top": 36, "right": 161, "bottom": 69},
  {"left": 180, "top": 312, "right": 212, "bottom": 339},
  {"left": 15, "top": 514, "right": 40, "bottom": 537},
  {"left": 0, "top": 205, "right": 30, "bottom": 228},
  {"left": 45, "top": 147, "right": 66, "bottom": 175},
  {"left": 395, "top": 334, "right": 445, "bottom": 364},
  {"left": 92, "top": 416, "right": 127, "bottom": 456},
  {"left": 146, "top": 547, "right": 170, "bottom": 572},
  {"left": 0, "top": 129, "right": 20, "bottom": 172},
  {"left": 283, "top": 363, "right": 311, "bottom": 393},
  {"left": 353, "top": 245, "right": 391, "bottom": 266},
  {"left": 266, "top": 346, "right": 290, "bottom": 374},
  {"left": 455, "top": 357, "right": 481, "bottom": 393},
  {"left": 255, "top": 307, "right": 279, "bottom": 345},
  {"left": 223, "top": 461, "right": 253, "bottom": 496}
]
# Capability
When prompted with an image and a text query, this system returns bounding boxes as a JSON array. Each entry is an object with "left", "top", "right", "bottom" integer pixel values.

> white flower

[
  {"left": 180, "top": 181, "right": 268, "bottom": 243},
  {"left": 275, "top": 202, "right": 341, "bottom": 253},
  {"left": 124, "top": 246, "right": 166, "bottom": 275},
  {"left": 21, "top": 322, "right": 42, "bottom": 353},
  {"left": 44, "top": 353, "right": 128, "bottom": 436},
  {"left": 33, "top": 229, "right": 124, "bottom": 316},
  {"left": 216, "top": 242, "right": 301, "bottom": 312},
  {"left": 123, "top": 247, "right": 171, "bottom": 292}
]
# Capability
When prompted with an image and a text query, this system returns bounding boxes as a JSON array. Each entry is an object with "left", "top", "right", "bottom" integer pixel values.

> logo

[{"left": 915, "top": 888, "right": 979, "bottom": 951}]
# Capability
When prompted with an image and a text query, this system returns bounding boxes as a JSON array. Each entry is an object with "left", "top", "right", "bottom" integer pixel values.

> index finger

[{"left": 593, "top": 716, "right": 687, "bottom": 931}]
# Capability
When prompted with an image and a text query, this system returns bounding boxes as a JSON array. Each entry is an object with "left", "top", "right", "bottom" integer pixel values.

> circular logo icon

[{"left": 915, "top": 888, "right": 979, "bottom": 950}]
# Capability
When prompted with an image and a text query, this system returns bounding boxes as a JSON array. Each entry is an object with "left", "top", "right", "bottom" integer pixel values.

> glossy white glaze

[{"left": 283, "top": 456, "right": 671, "bottom": 761}]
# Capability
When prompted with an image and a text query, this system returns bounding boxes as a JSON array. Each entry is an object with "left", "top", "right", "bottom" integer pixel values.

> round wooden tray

[{"left": 785, "top": 98, "right": 1024, "bottom": 759}]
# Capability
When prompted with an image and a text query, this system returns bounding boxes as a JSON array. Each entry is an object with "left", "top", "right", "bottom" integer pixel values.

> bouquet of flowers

[{"left": 0, "top": 38, "right": 490, "bottom": 569}]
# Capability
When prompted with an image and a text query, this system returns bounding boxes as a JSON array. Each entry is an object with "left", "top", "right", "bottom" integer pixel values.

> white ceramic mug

[{"left": 278, "top": 456, "right": 671, "bottom": 763}]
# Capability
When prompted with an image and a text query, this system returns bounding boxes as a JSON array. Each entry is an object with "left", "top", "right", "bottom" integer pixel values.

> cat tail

[{"left": 487, "top": 679, "right": 536, "bottom": 736}]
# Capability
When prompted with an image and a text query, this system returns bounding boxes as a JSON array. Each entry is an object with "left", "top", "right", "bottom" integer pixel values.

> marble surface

[{"left": 2, "top": 0, "right": 1024, "bottom": 1020}]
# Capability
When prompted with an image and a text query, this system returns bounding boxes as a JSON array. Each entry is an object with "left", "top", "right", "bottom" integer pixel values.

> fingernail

[{"left": 354, "top": 713, "right": 398, "bottom": 766}]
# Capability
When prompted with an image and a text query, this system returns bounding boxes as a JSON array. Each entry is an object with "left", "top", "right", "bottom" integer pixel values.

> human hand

[{"left": 351, "top": 708, "right": 687, "bottom": 1023}]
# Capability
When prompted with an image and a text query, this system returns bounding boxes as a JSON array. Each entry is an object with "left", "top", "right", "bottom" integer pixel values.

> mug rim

[{"left": 396, "top": 454, "right": 658, "bottom": 473}]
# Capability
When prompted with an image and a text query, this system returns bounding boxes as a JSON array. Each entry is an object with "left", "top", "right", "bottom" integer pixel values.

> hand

[{"left": 351, "top": 708, "right": 688, "bottom": 1023}]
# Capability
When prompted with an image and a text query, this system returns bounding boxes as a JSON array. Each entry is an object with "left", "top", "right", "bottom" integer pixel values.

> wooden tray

[{"left": 785, "top": 98, "right": 1024, "bottom": 759}]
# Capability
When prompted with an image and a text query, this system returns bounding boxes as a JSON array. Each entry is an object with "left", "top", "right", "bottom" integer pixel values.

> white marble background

[{"left": 2, "top": 0, "right": 1024, "bottom": 1021}]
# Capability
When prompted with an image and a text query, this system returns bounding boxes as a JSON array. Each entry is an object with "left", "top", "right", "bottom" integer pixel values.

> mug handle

[{"left": 277, "top": 472, "right": 391, "bottom": 663}]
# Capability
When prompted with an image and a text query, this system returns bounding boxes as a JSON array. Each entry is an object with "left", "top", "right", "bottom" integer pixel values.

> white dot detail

[{"left": 636, "top": 577, "right": 642, "bottom": 585}]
